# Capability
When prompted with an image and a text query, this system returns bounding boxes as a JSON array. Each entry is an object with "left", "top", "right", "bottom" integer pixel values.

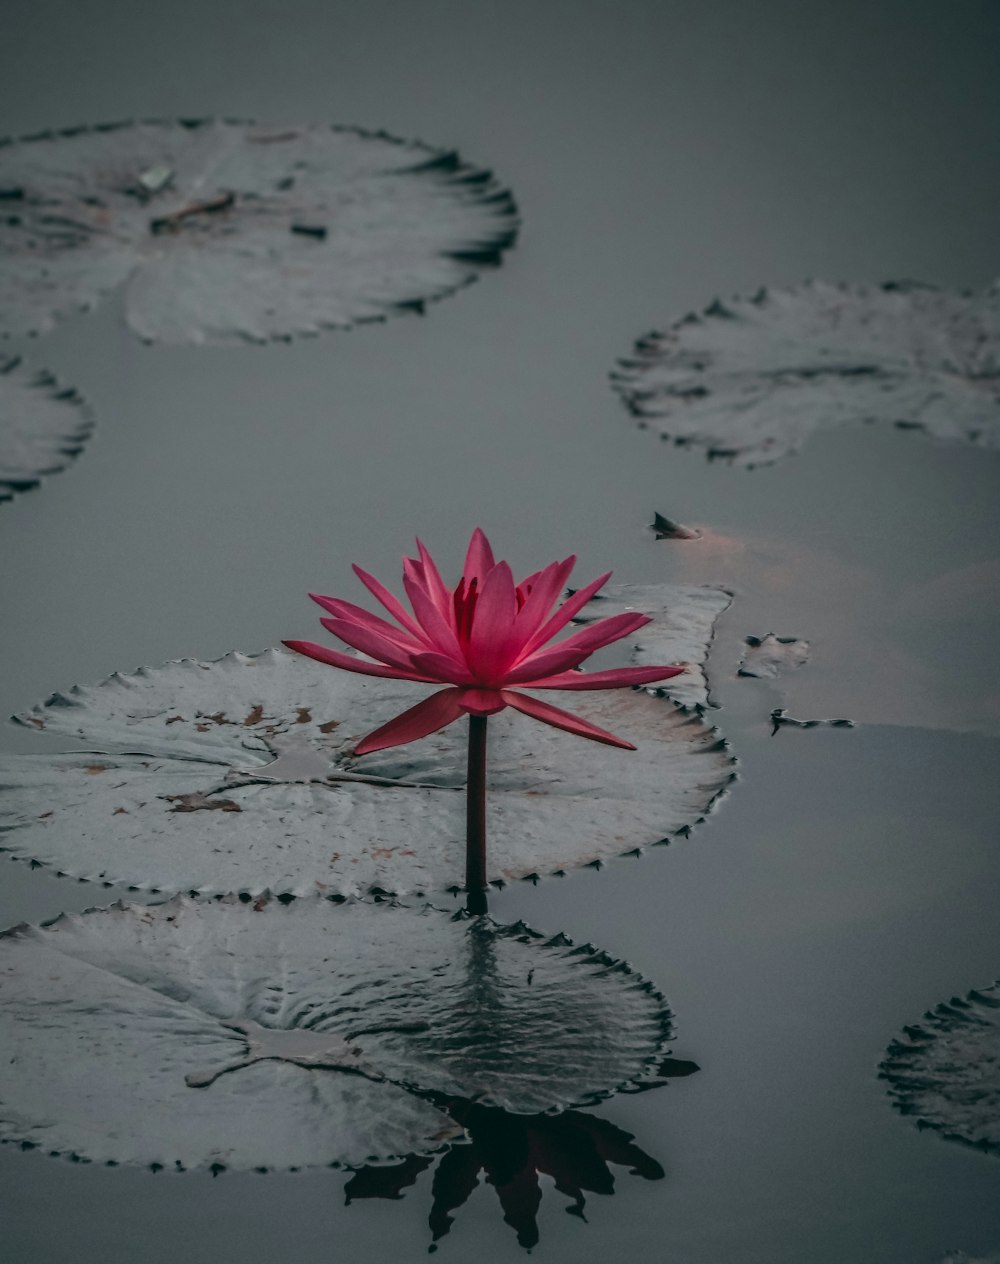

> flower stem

[{"left": 465, "top": 714, "right": 488, "bottom": 915}]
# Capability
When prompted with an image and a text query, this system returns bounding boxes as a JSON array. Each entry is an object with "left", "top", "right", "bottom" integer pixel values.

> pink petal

[
  {"left": 415, "top": 539, "right": 454, "bottom": 622},
  {"left": 520, "top": 571, "right": 612, "bottom": 658},
  {"left": 282, "top": 641, "right": 437, "bottom": 682},
  {"left": 411, "top": 650, "right": 477, "bottom": 684},
  {"left": 524, "top": 664, "right": 686, "bottom": 690},
  {"left": 467, "top": 561, "right": 521, "bottom": 681},
  {"left": 500, "top": 690, "right": 636, "bottom": 750},
  {"left": 403, "top": 565, "right": 468, "bottom": 663},
  {"left": 351, "top": 565, "right": 427, "bottom": 640},
  {"left": 310, "top": 595, "right": 425, "bottom": 654},
  {"left": 319, "top": 616, "right": 427, "bottom": 673},
  {"left": 510, "top": 555, "right": 576, "bottom": 648},
  {"left": 502, "top": 614, "right": 650, "bottom": 683},
  {"left": 354, "top": 687, "right": 465, "bottom": 755},
  {"left": 462, "top": 528, "right": 496, "bottom": 586},
  {"left": 455, "top": 687, "right": 507, "bottom": 716}
]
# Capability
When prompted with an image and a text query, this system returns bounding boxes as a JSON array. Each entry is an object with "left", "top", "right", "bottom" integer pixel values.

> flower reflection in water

[{"left": 344, "top": 1063, "right": 697, "bottom": 1251}]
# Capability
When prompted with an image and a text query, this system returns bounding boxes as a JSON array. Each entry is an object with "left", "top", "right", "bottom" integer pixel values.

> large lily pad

[
  {"left": 1, "top": 644, "right": 735, "bottom": 896},
  {"left": 0, "top": 897, "right": 674, "bottom": 1169},
  {"left": 880, "top": 980, "right": 1000, "bottom": 1155},
  {"left": 576, "top": 583, "right": 732, "bottom": 710},
  {"left": 612, "top": 280, "right": 1000, "bottom": 466},
  {"left": 0, "top": 118, "right": 518, "bottom": 343},
  {"left": 0, "top": 355, "right": 92, "bottom": 504}
]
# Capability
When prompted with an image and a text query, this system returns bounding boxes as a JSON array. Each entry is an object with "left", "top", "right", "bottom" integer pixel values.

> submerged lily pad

[
  {"left": 0, "top": 356, "right": 92, "bottom": 503},
  {"left": 576, "top": 583, "right": 731, "bottom": 710},
  {"left": 0, "top": 118, "right": 518, "bottom": 343},
  {"left": 612, "top": 280, "right": 1000, "bottom": 466},
  {"left": 0, "top": 897, "right": 673, "bottom": 1169},
  {"left": 880, "top": 980, "right": 1000, "bottom": 1155},
  {"left": 738, "top": 634, "right": 810, "bottom": 680},
  {"left": 1, "top": 644, "right": 735, "bottom": 896}
]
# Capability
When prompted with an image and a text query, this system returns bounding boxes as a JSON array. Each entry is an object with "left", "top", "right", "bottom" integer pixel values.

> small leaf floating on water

[
  {"left": 649, "top": 511, "right": 702, "bottom": 540},
  {"left": 1, "top": 643, "right": 736, "bottom": 897},
  {"left": 738, "top": 634, "right": 811, "bottom": 680},
  {"left": 0, "top": 118, "right": 519, "bottom": 343},
  {"left": 0, "top": 356, "right": 93, "bottom": 506},
  {"left": 880, "top": 979, "right": 1000, "bottom": 1156},
  {"left": 770, "top": 708, "right": 854, "bottom": 735},
  {"left": 612, "top": 280, "right": 1000, "bottom": 466},
  {"left": 0, "top": 897, "right": 676, "bottom": 1171}
]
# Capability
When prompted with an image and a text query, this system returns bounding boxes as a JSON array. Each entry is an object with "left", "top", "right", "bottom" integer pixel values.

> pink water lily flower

[{"left": 284, "top": 529, "right": 685, "bottom": 755}]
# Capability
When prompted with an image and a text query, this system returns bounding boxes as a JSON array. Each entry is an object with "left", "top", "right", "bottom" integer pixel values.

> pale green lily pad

[
  {"left": 0, "top": 356, "right": 92, "bottom": 504},
  {"left": 0, "top": 897, "right": 673, "bottom": 1169},
  {"left": 612, "top": 280, "right": 1000, "bottom": 467},
  {"left": 1, "top": 641, "right": 735, "bottom": 896},
  {"left": 0, "top": 118, "right": 518, "bottom": 343},
  {"left": 576, "top": 583, "right": 732, "bottom": 710},
  {"left": 880, "top": 980, "right": 1000, "bottom": 1155}
]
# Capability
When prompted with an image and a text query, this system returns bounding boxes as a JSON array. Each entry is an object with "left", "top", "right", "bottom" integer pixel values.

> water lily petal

[
  {"left": 281, "top": 641, "right": 438, "bottom": 682},
  {"left": 416, "top": 539, "right": 454, "bottom": 623},
  {"left": 467, "top": 561, "right": 520, "bottom": 681},
  {"left": 455, "top": 687, "right": 507, "bottom": 715},
  {"left": 354, "top": 687, "right": 465, "bottom": 755},
  {"left": 500, "top": 690, "right": 636, "bottom": 750},
  {"left": 351, "top": 564, "right": 427, "bottom": 641},
  {"left": 462, "top": 528, "right": 496, "bottom": 587},
  {"left": 411, "top": 651, "right": 478, "bottom": 685},
  {"left": 511, "top": 556, "right": 576, "bottom": 648},
  {"left": 524, "top": 664, "right": 686, "bottom": 690},
  {"left": 319, "top": 617, "right": 425, "bottom": 673},
  {"left": 504, "top": 614, "right": 650, "bottom": 684},
  {"left": 520, "top": 572, "right": 613, "bottom": 658},
  {"left": 403, "top": 564, "right": 468, "bottom": 663},
  {"left": 310, "top": 596, "right": 425, "bottom": 654}
]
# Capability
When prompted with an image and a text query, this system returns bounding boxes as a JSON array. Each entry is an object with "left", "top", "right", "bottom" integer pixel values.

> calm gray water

[{"left": 2, "top": 2, "right": 999, "bottom": 1260}]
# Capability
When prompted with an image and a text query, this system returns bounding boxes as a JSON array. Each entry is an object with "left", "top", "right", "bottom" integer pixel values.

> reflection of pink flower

[{"left": 285, "top": 529, "right": 684, "bottom": 755}]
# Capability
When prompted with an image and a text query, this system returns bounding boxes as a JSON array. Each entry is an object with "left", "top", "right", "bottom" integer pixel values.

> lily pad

[
  {"left": 880, "top": 979, "right": 1000, "bottom": 1155},
  {"left": 575, "top": 583, "right": 732, "bottom": 710},
  {"left": 1, "top": 645, "right": 735, "bottom": 896},
  {"left": 738, "top": 634, "right": 810, "bottom": 680},
  {"left": 0, "top": 118, "right": 518, "bottom": 343},
  {"left": 0, "top": 356, "right": 92, "bottom": 503},
  {"left": 612, "top": 280, "right": 1000, "bottom": 466},
  {"left": 0, "top": 896, "right": 674, "bottom": 1169}
]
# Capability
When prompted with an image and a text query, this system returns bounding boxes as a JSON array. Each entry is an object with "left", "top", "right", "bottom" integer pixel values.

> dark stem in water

[{"left": 465, "top": 714, "right": 488, "bottom": 915}]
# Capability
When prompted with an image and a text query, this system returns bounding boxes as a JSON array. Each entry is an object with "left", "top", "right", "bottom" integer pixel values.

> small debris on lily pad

[
  {"left": 1, "top": 646, "right": 735, "bottom": 897},
  {"left": 0, "top": 118, "right": 519, "bottom": 343},
  {"left": 0, "top": 356, "right": 93, "bottom": 505},
  {"left": 881, "top": 979, "right": 1000, "bottom": 1156},
  {"left": 0, "top": 897, "right": 675, "bottom": 1170},
  {"left": 738, "top": 634, "right": 810, "bottom": 680},
  {"left": 612, "top": 280, "right": 1000, "bottom": 466}
]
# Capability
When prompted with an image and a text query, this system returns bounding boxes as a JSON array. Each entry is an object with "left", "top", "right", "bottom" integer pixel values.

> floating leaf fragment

[
  {"left": 769, "top": 708, "right": 854, "bottom": 734},
  {"left": 881, "top": 979, "right": 1000, "bottom": 1155},
  {"left": 649, "top": 511, "right": 701, "bottom": 540},
  {"left": 1, "top": 645, "right": 735, "bottom": 896},
  {"left": 0, "top": 118, "right": 519, "bottom": 343},
  {"left": 0, "top": 356, "right": 93, "bottom": 505},
  {"left": 613, "top": 280, "right": 1000, "bottom": 466},
  {"left": 0, "top": 898, "right": 675, "bottom": 1169},
  {"left": 738, "top": 634, "right": 810, "bottom": 679}
]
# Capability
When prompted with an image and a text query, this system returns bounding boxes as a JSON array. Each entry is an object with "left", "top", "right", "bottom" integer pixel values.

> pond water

[{"left": 1, "top": 1, "right": 999, "bottom": 1260}]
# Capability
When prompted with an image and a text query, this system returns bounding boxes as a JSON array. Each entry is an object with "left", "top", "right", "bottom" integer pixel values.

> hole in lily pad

[
  {"left": 1, "top": 645, "right": 736, "bottom": 897},
  {"left": 880, "top": 979, "right": 1000, "bottom": 1155},
  {"left": 612, "top": 280, "right": 1000, "bottom": 467},
  {"left": 0, "top": 119, "right": 518, "bottom": 343},
  {"left": 574, "top": 582, "right": 732, "bottom": 711},
  {"left": 0, "top": 356, "right": 93, "bottom": 504},
  {"left": 0, "top": 897, "right": 675, "bottom": 1171}
]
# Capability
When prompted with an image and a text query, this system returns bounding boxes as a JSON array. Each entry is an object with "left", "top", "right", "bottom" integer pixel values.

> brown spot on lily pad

[{"left": 164, "top": 793, "right": 242, "bottom": 814}]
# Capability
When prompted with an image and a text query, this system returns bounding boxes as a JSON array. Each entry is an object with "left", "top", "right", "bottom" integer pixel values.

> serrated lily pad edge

[
  {"left": 0, "top": 892, "right": 679, "bottom": 1172},
  {"left": 0, "top": 117, "right": 520, "bottom": 343},
  {"left": 0, "top": 356, "right": 95, "bottom": 503}
]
